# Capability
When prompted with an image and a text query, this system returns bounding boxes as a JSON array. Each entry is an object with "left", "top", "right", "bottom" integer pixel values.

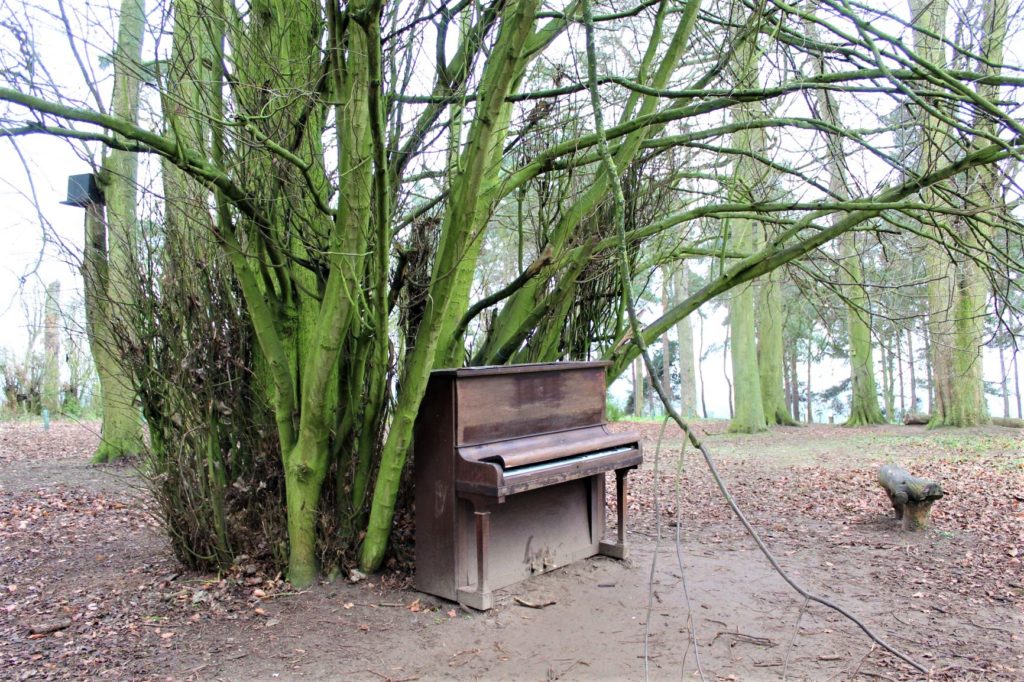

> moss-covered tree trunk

[
  {"left": 90, "top": 0, "right": 145, "bottom": 462},
  {"left": 912, "top": 0, "right": 990, "bottom": 427},
  {"left": 481, "top": 0, "right": 701, "bottom": 366},
  {"left": 804, "top": 10, "right": 886, "bottom": 427},
  {"left": 359, "top": 0, "right": 541, "bottom": 572},
  {"left": 843, "top": 233, "right": 887, "bottom": 425},
  {"left": 758, "top": 270, "right": 797, "bottom": 425},
  {"left": 727, "top": 20, "right": 767, "bottom": 434}
]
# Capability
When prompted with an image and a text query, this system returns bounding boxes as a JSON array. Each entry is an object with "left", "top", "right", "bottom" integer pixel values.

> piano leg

[
  {"left": 457, "top": 504, "right": 494, "bottom": 610},
  {"left": 599, "top": 468, "right": 630, "bottom": 560}
]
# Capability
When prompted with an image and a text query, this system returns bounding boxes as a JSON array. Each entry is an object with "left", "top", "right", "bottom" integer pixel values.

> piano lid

[{"left": 458, "top": 425, "right": 640, "bottom": 470}]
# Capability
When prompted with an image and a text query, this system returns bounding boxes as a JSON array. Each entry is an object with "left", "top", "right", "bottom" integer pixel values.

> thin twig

[
  {"left": 672, "top": 432, "right": 705, "bottom": 681},
  {"left": 642, "top": 417, "right": 669, "bottom": 681},
  {"left": 782, "top": 597, "right": 810, "bottom": 681},
  {"left": 583, "top": 0, "right": 925, "bottom": 674},
  {"left": 848, "top": 643, "right": 877, "bottom": 680}
]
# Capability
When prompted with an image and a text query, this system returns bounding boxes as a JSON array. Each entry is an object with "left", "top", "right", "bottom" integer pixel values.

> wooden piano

[{"left": 414, "top": 361, "right": 642, "bottom": 610}]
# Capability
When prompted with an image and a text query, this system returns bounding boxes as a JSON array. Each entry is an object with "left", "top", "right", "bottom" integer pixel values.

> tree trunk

[
  {"left": 803, "top": 15, "right": 885, "bottom": 427},
  {"left": 882, "top": 335, "right": 896, "bottom": 421},
  {"left": 999, "top": 344, "right": 1010, "bottom": 418},
  {"left": 83, "top": 205, "right": 143, "bottom": 462},
  {"left": 672, "top": 267, "right": 696, "bottom": 417},
  {"left": 843, "top": 234, "right": 886, "bottom": 426},
  {"left": 908, "top": 327, "right": 918, "bottom": 413},
  {"left": 633, "top": 356, "right": 644, "bottom": 418},
  {"left": 912, "top": 0, "right": 991, "bottom": 427},
  {"left": 726, "top": 23, "right": 767, "bottom": 434},
  {"left": 88, "top": 0, "right": 146, "bottom": 462},
  {"left": 698, "top": 310, "right": 708, "bottom": 418},
  {"left": 1014, "top": 350, "right": 1022, "bottom": 419},
  {"left": 789, "top": 346, "right": 800, "bottom": 422},
  {"left": 41, "top": 281, "right": 61, "bottom": 415},
  {"left": 758, "top": 271, "right": 797, "bottom": 425},
  {"left": 661, "top": 269, "right": 672, "bottom": 405},
  {"left": 924, "top": 326, "right": 934, "bottom": 414},
  {"left": 897, "top": 331, "right": 905, "bottom": 417},
  {"left": 724, "top": 325, "right": 734, "bottom": 420},
  {"left": 806, "top": 343, "right": 813, "bottom": 424}
]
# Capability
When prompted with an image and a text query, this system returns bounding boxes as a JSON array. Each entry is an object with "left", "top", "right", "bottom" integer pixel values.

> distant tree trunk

[
  {"left": 758, "top": 272, "right": 797, "bottom": 425},
  {"left": 913, "top": 0, "right": 991, "bottom": 427},
  {"left": 672, "top": 267, "right": 696, "bottom": 417},
  {"left": 924, "top": 327, "right": 934, "bottom": 413},
  {"left": 661, "top": 270, "right": 672, "bottom": 405},
  {"left": 897, "top": 332, "right": 906, "bottom": 416},
  {"left": 89, "top": 0, "right": 145, "bottom": 462},
  {"left": 803, "top": 7, "right": 885, "bottom": 427},
  {"left": 633, "top": 356, "right": 644, "bottom": 417},
  {"left": 843, "top": 234, "right": 886, "bottom": 426},
  {"left": 696, "top": 307, "right": 704, "bottom": 413},
  {"left": 789, "top": 347, "right": 800, "bottom": 421},
  {"left": 908, "top": 327, "right": 918, "bottom": 412},
  {"left": 41, "top": 281, "right": 61, "bottom": 415},
  {"left": 726, "top": 22, "right": 768, "bottom": 434},
  {"left": 999, "top": 344, "right": 1010, "bottom": 418},
  {"left": 881, "top": 334, "right": 896, "bottom": 421},
  {"left": 783, "top": 343, "right": 793, "bottom": 419},
  {"left": 724, "top": 325, "right": 735, "bottom": 420},
  {"left": 806, "top": 344, "right": 813, "bottom": 424},
  {"left": 1014, "top": 350, "right": 1022, "bottom": 419}
]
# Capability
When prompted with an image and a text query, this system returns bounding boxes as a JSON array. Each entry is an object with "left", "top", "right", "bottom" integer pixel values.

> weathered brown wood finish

[{"left": 414, "top": 362, "right": 642, "bottom": 610}]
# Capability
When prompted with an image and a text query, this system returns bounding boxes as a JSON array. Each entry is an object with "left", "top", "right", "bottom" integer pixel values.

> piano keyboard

[{"left": 502, "top": 446, "right": 635, "bottom": 478}]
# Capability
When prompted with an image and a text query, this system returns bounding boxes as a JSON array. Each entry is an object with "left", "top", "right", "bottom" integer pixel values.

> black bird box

[{"left": 61, "top": 174, "right": 104, "bottom": 207}]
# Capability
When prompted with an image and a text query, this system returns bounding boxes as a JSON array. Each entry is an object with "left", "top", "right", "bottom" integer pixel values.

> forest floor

[{"left": 1, "top": 418, "right": 1022, "bottom": 681}]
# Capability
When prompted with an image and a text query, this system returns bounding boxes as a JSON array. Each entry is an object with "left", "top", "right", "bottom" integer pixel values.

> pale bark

[
  {"left": 633, "top": 356, "right": 644, "bottom": 417},
  {"left": 661, "top": 271, "right": 672, "bottom": 402},
  {"left": 908, "top": 327, "right": 918, "bottom": 412},
  {"left": 41, "top": 281, "right": 60, "bottom": 415},
  {"left": 806, "top": 345, "right": 813, "bottom": 424},
  {"left": 672, "top": 267, "right": 697, "bottom": 417}
]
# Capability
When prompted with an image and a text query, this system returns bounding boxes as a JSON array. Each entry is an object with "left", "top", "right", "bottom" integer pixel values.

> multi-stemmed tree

[{"left": 1, "top": 0, "right": 1021, "bottom": 584}]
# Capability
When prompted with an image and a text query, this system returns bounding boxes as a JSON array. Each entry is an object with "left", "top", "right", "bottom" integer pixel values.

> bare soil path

[{"left": 1, "top": 419, "right": 1021, "bottom": 681}]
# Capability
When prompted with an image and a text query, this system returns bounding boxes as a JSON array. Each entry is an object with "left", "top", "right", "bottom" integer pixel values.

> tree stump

[{"left": 876, "top": 465, "right": 944, "bottom": 531}]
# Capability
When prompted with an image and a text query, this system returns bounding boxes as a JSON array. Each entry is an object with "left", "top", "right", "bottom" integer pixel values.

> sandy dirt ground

[{"left": 1, "top": 418, "right": 1022, "bottom": 681}]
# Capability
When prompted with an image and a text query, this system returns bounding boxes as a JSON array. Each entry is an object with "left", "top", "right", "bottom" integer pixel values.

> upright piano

[{"left": 414, "top": 361, "right": 642, "bottom": 610}]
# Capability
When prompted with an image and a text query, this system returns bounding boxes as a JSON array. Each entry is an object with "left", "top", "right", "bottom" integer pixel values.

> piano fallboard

[{"left": 455, "top": 424, "right": 641, "bottom": 497}]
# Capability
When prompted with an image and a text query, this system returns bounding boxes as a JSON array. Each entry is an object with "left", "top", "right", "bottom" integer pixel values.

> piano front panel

[
  {"left": 454, "top": 365, "right": 606, "bottom": 445},
  {"left": 456, "top": 476, "right": 605, "bottom": 593}
]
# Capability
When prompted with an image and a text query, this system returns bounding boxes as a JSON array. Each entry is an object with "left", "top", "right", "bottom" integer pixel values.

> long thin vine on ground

[{"left": 579, "top": 0, "right": 928, "bottom": 674}]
